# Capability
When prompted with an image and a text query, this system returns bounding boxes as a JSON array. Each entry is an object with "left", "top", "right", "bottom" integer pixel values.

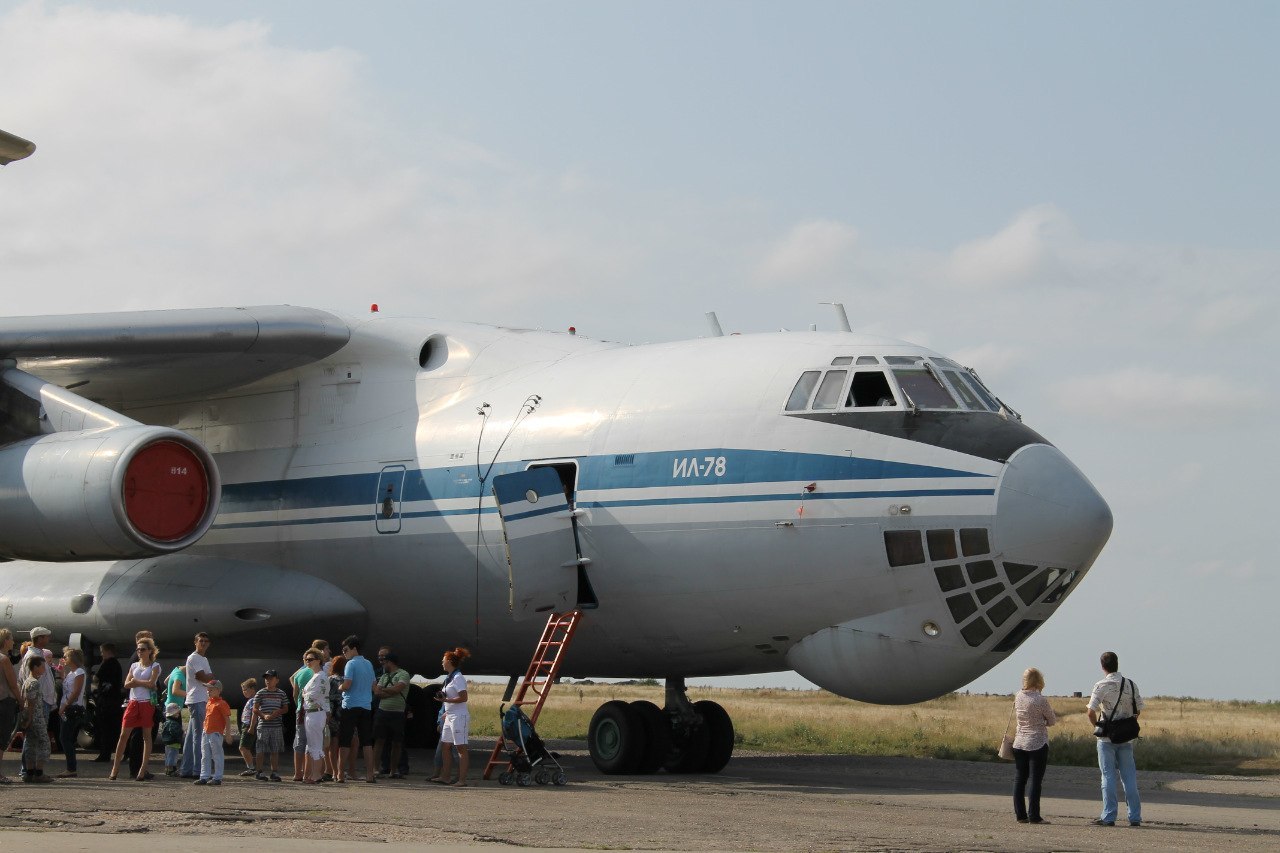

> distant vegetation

[{"left": 467, "top": 683, "right": 1280, "bottom": 776}]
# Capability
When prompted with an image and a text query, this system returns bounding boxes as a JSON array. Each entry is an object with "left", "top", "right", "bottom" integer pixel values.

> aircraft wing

[{"left": 0, "top": 305, "right": 351, "bottom": 406}]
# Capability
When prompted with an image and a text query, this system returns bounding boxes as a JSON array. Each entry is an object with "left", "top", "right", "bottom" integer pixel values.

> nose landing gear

[{"left": 586, "top": 677, "right": 734, "bottom": 775}]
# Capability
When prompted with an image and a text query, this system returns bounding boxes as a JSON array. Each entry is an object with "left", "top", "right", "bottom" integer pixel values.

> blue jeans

[
  {"left": 1097, "top": 739, "right": 1141, "bottom": 823},
  {"left": 180, "top": 702, "right": 205, "bottom": 777},
  {"left": 200, "top": 732, "right": 225, "bottom": 781}
]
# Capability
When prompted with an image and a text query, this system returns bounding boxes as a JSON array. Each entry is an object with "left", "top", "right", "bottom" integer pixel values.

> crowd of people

[
  {"left": 1005, "top": 651, "right": 1144, "bottom": 828},
  {"left": 0, "top": 627, "right": 472, "bottom": 788}
]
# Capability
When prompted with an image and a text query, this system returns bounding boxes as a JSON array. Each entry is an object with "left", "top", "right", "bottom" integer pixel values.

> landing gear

[{"left": 585, "top": 678, "right": 734, "bottom": 775}]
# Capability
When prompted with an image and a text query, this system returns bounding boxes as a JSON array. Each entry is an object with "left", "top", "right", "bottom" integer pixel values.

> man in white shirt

[
  {"left": 1086, "top": 651, "right": 1143, "bottom": 827},
  {"left": 179, "top": 632, "right": 214, "bottom": 779}
]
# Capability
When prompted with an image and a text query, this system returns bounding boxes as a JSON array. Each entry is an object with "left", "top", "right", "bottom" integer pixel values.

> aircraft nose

[{"left": 993, "top": 443, "right": 1112, "bottom": 570}]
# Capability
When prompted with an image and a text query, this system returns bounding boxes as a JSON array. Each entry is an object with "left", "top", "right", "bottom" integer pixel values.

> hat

[
  {"left": 382, "top": 651, "right": 399, "bottom": 664},
  {"left": 207, "top": 679, "right": 222, "bottom": 692},
  {"left": 165, "top": 703, "right": 180, "bottom": 717},
  {"left": 262, "top": 669, "right": 278, "bottom": 679},
  {"left": 30, "top": 627, "right": 51, "bottom": 640}
]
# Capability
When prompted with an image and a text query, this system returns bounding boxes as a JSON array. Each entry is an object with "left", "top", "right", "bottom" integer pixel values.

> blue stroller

[{"left": 496, "top": 704, "right": 566, "bottom": 786}]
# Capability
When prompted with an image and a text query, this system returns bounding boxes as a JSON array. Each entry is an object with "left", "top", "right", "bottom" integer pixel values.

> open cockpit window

[{"left": 847, "top": 371, "right": 897, "bottom": 408}]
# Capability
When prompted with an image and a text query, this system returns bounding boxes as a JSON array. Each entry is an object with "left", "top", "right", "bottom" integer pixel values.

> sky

[{"left": 1, "top": 1, "right": 1276, "bottom": 701}]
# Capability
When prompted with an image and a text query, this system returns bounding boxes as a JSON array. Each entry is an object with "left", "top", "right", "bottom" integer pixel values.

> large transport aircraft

[{"left": 0, "top": 133, "right": 1112, "bottom": 775}]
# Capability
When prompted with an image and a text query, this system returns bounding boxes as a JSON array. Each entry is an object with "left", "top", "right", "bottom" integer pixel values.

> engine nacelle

[{"left": 0, "top": 425, "right": 220, "bottom": 560}]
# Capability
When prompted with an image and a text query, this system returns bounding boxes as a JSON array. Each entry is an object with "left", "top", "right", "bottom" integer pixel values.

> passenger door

[{"left": 493, "top": 467, "right": 580, "bottom": 620}]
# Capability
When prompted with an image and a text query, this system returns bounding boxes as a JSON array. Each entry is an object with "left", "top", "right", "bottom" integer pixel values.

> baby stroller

[{"left": 496, "top": 704, "right": 566, "bottom": 786}]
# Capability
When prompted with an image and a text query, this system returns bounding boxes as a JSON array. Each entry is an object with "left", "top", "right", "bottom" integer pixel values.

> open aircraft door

[{"left": 493, "top": 467, "right": 593, "bottom": 621}]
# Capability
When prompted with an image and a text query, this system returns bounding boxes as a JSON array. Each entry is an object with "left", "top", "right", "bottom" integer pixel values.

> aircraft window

[
  {"left": 846, "top": 371, "right": 896, "bottom": 408},
  {"left": 1003, "top": 562, "right": 1038, "bottom": 585},
  {"left": 926, "top": 529, "right": 957, "bottom": 561},
  {"left": 892, "top": 369, "right": 959, "bottom": 409},
  {"left": 1042, "top": 569, "right": 1079, "bottom": 604},
  {"left": 811, "top": 370, "right": 848, "bottom": 410},
  {"left": 959, "top": 528, "right": 989, "bottom": 556},
  {"left": 785, "top": 371, "right": 821, "bottom": 411},
  {"left": 966, "top": 560, "right": 997, "bottom": 584},
  {"left": 975, "top": 582, "right": 1005, "bottom": 604},
  {"left": 959, "top": 373, "right": 1001, "bottom": 412},
  {"left": 884, "top": 355, "right": 921, "bottom": 365},
  {"left": 943, "top": 371, "right": 982, "bottom": 410},
  {"left": 987, "top": 596, "right": 1018, "bottom": 627},
  {"left": 934, "top": 564, "right": 965, "bottom": 592},
  {"left": 947, "top": 593, "right": 978, "bottom": 623},
  {"left": 993, "top": 619, "right": 1043, "bottom": 653},
  {"left": 856, "top": 356, "right": 879, "bottom": 365},
  {"left": 884, "top": 530, "right": 925, "bottom": 567},
  {"left": 1016, "top": 569, "right": 1056, "bottom": 605},
  {"left": 933, "top": 357, "right": 962, "bottom": 370},
  {"left": 961, "top": 617, "right": 993, "bottom": 647},
  {"left": 831, "top": 356, "right": 853, "bottom": 365}
]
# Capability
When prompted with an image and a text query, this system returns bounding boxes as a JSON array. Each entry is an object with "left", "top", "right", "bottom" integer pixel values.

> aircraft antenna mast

[
  {"left": 820, "top": 302, "right": 852, "bottom": 332},
  {"left": 705, "top": 312, "right": 724, "bottom": 337}
]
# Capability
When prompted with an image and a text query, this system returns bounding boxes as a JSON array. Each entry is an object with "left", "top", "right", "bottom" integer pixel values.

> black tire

[
  {"left": 587, "top": 700, "right": 643, "bottom": 774},
  {"left": 663, "top": 715, "right": 710, "bottom": 774},
  {"left": 695, "top": 700, "right": 734, "bottom": 773},
  {"left": 628, "top": 700, "right": 670, "bottom": 775}
]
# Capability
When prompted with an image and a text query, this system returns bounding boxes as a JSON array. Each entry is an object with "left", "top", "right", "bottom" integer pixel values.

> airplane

[{"left": 0, "top": 132, "right": 1112, "bottom": 776}]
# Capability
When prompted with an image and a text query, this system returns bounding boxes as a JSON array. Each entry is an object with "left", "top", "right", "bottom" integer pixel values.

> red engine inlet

[{"left": 123, "top": 440, "right": 211, "bottom": 542}]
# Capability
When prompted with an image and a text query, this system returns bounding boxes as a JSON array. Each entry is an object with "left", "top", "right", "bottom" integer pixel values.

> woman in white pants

[{"left": 300, "top": 650, "right": 328, "bottom": 783}]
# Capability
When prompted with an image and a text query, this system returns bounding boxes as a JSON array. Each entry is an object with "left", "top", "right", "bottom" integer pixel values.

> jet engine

[{"left": 0, "top": 425, "right": 220, "bottom": 561}]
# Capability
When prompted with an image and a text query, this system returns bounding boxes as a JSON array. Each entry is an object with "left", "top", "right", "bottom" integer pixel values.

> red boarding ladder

[{"left": 482, "top": 609, "right": 583, "bottom": 780}]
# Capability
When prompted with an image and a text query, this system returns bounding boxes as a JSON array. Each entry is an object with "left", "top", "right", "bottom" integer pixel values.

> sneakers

[
  {"left": 256, "top": 772, "right": 269, "bottom": 781},
  {"left": 239, "top": 769, "right": 257, "bottom": 777},
  {"left": 194, "top": 778, "right": 209, "bottom": 785},
  {"left": 165, "top": 768, "right": 177, "bottom": 777},
  {"left": 1092, "top": 819, "right": 1115, "bottom": 827},
  {"left": 1129, "top": 821, "right": 1142, "bottom": 827},
  {"left": 1030, "top": 818, "right": 1050, "bottom": 824},
  {"left": 269, "top": 773, "right": 282, "bottom": 782},
  {"left": 210, "top": 780, "right": 222, "bottom": 786}
]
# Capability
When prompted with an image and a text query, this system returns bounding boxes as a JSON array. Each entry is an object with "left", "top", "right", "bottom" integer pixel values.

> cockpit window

[
  {"left": 884, "top": 355, "right": 921, "bottom": 365},
  {"left": 830, "top": 356, "right": 853, "bottom": 366},
  {"left": 856, "top": 356, "right": 879, "bottom": 365},
  {"left": 960, "top": 372, "right": 1002, "bottom": 412},
  {"left": 892, "top": 368, "right": 959, "bottom": 409},
  {"left": 785, "top": 371, "right": 821, "bottom": 411},
  {"left": 942, "top": 370, "right": 983, "bottom": 410},
  {"left": 847, "top": 371, "right": 897, "bottom": 407},
  {"left": 811, "top": 370, "right": 848, "bottom": 410}
]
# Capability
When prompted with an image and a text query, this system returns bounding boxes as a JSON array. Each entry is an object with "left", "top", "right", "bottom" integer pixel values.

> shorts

[
  {"left": 337, "top": 706, "right": 371, "bottom": 748},
  {"left": 240, "top": 728, "right": 256, "bottom": 753},
  {"left": 122, "top": 699, "right": 155, "bottom": 730},
  {"left": 255, "top": 724, "right": 284, "bottom": 755},
  {"left": 371, "top": 709, "right": 406, "bottom": 743},
  {"left": 441, "top": 713, "right": 469, "bottom": 746}
]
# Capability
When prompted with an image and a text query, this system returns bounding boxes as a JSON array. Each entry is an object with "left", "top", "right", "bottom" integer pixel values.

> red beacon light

[
  {"left": 370, "top": 303, "right": 379, "bottom": 313},
  {"left": 568, "top": 326, "right": 576, "bottom": 336}
]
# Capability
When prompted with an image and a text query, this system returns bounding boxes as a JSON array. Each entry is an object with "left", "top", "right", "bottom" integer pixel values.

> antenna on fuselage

[
  {"left": 705, "top": 311, "right": 724, "bottom": 337},
  {"left": 820, "top": 302, "right": 852, "bottom": 332}
]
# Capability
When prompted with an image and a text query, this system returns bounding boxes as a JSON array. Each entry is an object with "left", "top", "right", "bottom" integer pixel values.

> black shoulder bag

[{"left": 1108, "top": 679, "right": 1141, "bottom": 744}]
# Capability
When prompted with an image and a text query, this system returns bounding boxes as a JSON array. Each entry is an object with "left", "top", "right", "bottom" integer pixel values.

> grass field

[{"left": 465, "top": 682, "right": 1280, "bottom": 776}]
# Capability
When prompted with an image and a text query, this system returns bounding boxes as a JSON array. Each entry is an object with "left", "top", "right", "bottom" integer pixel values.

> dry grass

[{"left": 465, "top": 682, "right": 1280, "bottom": 776}]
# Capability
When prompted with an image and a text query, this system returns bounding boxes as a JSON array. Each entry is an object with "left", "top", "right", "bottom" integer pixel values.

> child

[
  {"left": 161, "top": 703, "right": 183, "bottom": 776},
  {"left": 195, "top": 680, "right": 232, "bottom": 785},
  {"left": 237, "top": 678, "right": 258, "bottom": 776},
  {"left": 253, "top": 669, "right": 288, "bottom": 782}
]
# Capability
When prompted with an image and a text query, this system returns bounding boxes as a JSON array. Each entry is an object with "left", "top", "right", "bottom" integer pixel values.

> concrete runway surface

[{"left": 2, "top": 739, "right": 1276, "bottom": 852}]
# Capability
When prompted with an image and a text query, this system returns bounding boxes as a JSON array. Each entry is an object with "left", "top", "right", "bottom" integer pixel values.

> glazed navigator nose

[{"left": 993, "top": 444, "right": 1113, "bottom": 570}]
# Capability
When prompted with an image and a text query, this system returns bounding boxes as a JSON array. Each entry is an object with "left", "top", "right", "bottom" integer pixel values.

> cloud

[
  {"left": 946, "top": 343, "right": 1024, "bottom": 379},
  {"left": 946, "top": 204, "right": 1075, "bottom": 288},
  {"left": 1188, "top": 559, "right": 1262, "bottom": 582},
  {"left": 1049, "top": 367, "right": 1262, "bottom": 425},
  {"left": 754, "top": 219, "right": 859, "bottom": 284}
]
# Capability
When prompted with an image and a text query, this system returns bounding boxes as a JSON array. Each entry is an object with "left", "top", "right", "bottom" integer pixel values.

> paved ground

[{"left": 2, "top": 739, "right": 1277, "bottom": 851}]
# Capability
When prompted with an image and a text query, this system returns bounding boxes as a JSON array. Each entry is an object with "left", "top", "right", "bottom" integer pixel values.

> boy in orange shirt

[{"left": 195, "top": 680, "right": 233, "bottom": 785}]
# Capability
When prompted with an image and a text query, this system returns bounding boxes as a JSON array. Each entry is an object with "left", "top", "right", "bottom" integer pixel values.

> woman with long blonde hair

[{"left": 111, "top": 637, "right": 161, "bottom": 781}]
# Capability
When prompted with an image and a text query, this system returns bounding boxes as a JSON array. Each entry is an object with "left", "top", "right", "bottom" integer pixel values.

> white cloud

[
  {"left": 754, "top": 219, "right": 859, "bottom": 284},
  {"left": 1049, "top": 367, "right": 1262, "bottom": 425},
  {"left": 946, "top": 204, "right": 1075, "bottom": 288}
]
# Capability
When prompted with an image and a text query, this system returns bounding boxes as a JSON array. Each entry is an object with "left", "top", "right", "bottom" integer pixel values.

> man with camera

[{"left": 1086, "top": 651, "right": 1144, "bottom": 827}]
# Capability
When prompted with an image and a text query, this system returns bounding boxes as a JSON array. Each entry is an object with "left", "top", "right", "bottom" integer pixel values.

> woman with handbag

[
  {"left": 56, "top": 647, "right": 88, "bottom": 778},
  {"left": 1011, "top": 667, "right": 1056, "bottom": 824},
  {"left": 0, "top": 629, "right": 21, "bottom": 784}
]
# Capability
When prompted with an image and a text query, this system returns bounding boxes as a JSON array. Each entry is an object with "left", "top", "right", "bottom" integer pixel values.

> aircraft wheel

[
  {"left": 695, "top": 700, "right": 734, "bottom": 773},
  {"left": 588, "top": 700, "right": 642, "bottom": 774},
  {"left": 628, "top": 700, "right": 670, "bottom": 774},
  {"left": 663, "top": 715, "right": 710, "bottom": 774}
]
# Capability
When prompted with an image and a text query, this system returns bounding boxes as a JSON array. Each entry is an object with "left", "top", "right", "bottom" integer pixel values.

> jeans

[
  {"left": 165, "top": 745, "right": 181, "bottom": 768},
  {"left": 1097, "top": 738, "right": 1141, "bottom": 823},
  {"left": 1012, "top": 743, "right": 1048, "bottom": 821},
  {"left": 60, "top": 708, "right": 86, "bottom": 773},
  {"left": 180, "top": 702, "right": 206, "bottom": 776},
  {"left": 200, "top": 731, "right": 225, "bottom": 781}
]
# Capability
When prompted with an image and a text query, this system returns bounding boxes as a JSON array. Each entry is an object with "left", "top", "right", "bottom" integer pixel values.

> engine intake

[{"left": 0, "top": 425, "right": 220, "bottom": 560}]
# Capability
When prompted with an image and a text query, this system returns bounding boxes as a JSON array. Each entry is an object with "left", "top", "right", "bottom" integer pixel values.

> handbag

[
  {"left": 1109, "top": 679, "right": 1141, "bottom": 744},
  {"left": 997, "top": 707, "right": 1015, "bottom": 760}
]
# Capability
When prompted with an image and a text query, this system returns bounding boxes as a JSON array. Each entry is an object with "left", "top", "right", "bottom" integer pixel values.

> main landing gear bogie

[{"left": 586, "top": 679, "right": 735, "bottom": 776}]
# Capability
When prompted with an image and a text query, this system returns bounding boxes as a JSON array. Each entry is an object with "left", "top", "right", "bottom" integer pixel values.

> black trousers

[
  {"left": 1013, "top": 743, "right": 1049, "bottom": 821},
  {"left": 95, "top": 702, "right": 122, "bottom": 758}
]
